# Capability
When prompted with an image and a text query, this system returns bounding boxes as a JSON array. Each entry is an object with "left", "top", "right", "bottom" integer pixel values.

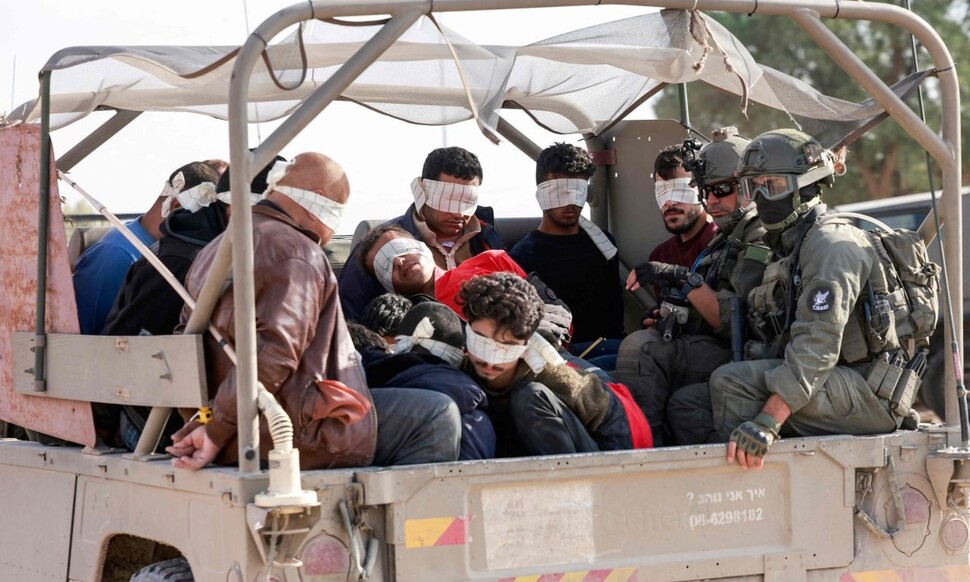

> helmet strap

[{"left": 762, "top": 195, "right": 821, "bottom": 232}]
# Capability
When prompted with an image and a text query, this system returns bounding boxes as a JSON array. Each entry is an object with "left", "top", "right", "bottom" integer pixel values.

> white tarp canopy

[{"left": 6, "top": 10, "right": 910, "bottom": 139}]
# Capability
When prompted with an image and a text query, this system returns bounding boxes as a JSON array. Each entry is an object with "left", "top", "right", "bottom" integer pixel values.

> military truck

[{"left": 0, "top": 1, "right": 966, "bottom": 581}]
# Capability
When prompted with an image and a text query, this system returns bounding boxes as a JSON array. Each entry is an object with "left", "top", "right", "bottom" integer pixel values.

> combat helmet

[
  {"left": 736, "top": 128, "right": 835, "bottom": 231},
  {"left": 697, "top": 126, "right": 750, "bottom": 186}
]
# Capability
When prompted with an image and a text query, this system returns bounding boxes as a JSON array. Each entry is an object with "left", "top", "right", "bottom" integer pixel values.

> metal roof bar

[
  {"left": 55, "top": 110, "right": 142, "bottom": 173},
  {"left": 219, "top": 0, "right": 962, "bottom": 469}
]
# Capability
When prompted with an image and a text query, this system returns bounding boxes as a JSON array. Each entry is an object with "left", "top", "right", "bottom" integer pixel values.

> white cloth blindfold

[
  {"left": 266, "top": 160, "right": 345, "bottom": 232},
  {"left": 391, "top": 317, "right": 464, "bottom": 367},
  {"left": 535, "top": 179, "right": 616, "bottom": 261},
  {"left": 655, "top": 177, "right": 700, "bottom": 209},
  {"left": 412, "top": 177, "right": 479, "bottom": 216},
  {"left": 535, "top": 178, "right": 588, "bottom": 210},
  {"left": 465, "top": 325, "right": 564, "bottom": 373},
  {"left": 373, "top": 236, "right": 433, "bottom": 292},
  {"left": 159, "top": 172, "right": 185, "bottom": 218}
]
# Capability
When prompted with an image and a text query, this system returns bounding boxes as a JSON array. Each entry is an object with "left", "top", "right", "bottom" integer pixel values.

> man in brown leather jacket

[{"left": 167, "top": 153, "right": 461, "bottom": 470}]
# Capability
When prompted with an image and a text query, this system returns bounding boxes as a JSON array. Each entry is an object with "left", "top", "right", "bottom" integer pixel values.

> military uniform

[
  {"left": 674, "top": 209, "right": 898, "bottom": 444},
  {"left": 614, "top": 205, "right": 767, "bottom": 445}
]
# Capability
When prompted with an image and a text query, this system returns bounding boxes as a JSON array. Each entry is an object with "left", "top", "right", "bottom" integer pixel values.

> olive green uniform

[
  {"left": 674, "top": 209, "right": 898, "bottom": 443},
  {"left": 613, "top": 206, "right": 767, "bottom": 445}
]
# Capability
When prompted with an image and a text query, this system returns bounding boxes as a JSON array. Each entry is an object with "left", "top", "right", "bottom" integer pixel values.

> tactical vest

[
  {"left": 696, "top": 208, "right": 758, "bottom": 288},
  {"left": 686, "top": 208, "right": 768, "bottom": 336},
  {"left": 745, "top": 211, "right": 940, "bottom": 363}
]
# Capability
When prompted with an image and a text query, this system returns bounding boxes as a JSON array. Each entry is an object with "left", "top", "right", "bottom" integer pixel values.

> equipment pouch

[
  {"left": 889, "top": 369, "right": 921, "bottom": 417},
  {"left": 840, "top": 312, "right": 870, "bottom": 364},
  {"left": 865, "top": 358, "right": 896, "bottom": 400}
]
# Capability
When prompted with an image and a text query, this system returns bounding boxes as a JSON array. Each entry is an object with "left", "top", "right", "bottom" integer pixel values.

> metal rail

[
  {"left": 30, "top": 0, "right": 960, "bottom": 469},
  {"left": 218, "top": 0, "right": 963, "bottom": 468}
]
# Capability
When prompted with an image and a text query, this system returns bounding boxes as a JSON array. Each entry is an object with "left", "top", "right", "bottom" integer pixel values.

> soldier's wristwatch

[{"left": 685, "top": 271, "right": 704, "bottom": 289}]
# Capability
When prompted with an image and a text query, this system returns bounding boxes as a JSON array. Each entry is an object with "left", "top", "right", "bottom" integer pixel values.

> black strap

[{"left": 767, "top": 206, "right": 825, "bottom": 357}]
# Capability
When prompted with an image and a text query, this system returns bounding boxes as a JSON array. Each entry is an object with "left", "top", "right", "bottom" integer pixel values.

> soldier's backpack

[{"left": 866, "top": 226, "right": 941, "bottom": 346}]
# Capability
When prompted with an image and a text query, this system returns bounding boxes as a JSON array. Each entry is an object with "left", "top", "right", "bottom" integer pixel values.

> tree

[{"left": 653, "top": 0, "right": 970, "bottom": 204}]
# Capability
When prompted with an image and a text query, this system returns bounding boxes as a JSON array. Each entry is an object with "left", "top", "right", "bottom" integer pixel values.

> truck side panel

[{"left": 0, "top": 462, "right": 76, "bottom": 581}]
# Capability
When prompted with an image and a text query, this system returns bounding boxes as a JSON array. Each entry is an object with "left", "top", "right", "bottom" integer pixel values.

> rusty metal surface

[{"left": 0, "top": 124, "right": 95, "bottom": 446}]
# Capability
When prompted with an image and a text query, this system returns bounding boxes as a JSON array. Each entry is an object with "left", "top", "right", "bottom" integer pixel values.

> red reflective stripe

[{"left": 434, "top": 516, "right": 468, "bottom": 546}]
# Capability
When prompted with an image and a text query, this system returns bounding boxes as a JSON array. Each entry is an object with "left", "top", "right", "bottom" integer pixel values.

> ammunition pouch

[
  {"left": 865, "top": 351, "right": 922, "bottom": 417},
  {"left": 747, "top": 257, "right": 790, "bottom": 345}
]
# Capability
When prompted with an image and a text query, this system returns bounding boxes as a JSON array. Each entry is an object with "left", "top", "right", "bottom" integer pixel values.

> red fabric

[
  {"left": 606, "top": 381, "right": 653, "bottom": 449},
  {"left": 435, "top": 250, "right": 527, "bottom": 318},
  {"left": 648, "top": 219, "right": 718, "bottom": 268}
]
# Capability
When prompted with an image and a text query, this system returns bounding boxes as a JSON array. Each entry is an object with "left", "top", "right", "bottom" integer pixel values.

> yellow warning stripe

[
  {"left": 403, "top": 515, "right": 470, "bottom": 548},
  {"left": 843, "top": 565, "right": 970, "bottom": 582},
  {"left": 404, "top": 517, "right": 454, "bottom": 548}
]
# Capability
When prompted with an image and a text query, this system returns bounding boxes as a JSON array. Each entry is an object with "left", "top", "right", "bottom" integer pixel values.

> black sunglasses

[{"left": 699, "top": 181, "right": 737, "bottom": 200}]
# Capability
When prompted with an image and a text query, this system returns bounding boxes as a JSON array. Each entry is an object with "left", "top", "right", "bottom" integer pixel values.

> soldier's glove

[
  {"left": 729, "top": 413, "right": 781, "bottom": 458},
  {"left": 634, "top": 261, "right": 689, "bottom": 286}
]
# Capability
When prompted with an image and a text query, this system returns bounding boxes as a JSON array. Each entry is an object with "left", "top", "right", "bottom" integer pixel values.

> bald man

[{"left": 168, "top": 153, "right": 460, "bottom": 470}]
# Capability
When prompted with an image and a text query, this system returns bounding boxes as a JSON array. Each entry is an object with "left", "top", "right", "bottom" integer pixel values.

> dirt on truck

[{"left": 1, "top": 2, "right": 967, "bottom": 581}]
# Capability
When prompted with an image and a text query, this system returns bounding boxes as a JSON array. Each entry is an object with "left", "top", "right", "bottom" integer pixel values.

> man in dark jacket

[
  {"left": 458, "top": 272, "right": 651, "bottom": 457},
  {"left": 166, "top": 153, "right": 461, "bottom": 470},
  {"left": 101, "top": 158, "right": 284, "bottom": 451},
  {"left": 362, "top": 302, "right": 496, "bottom": 460},
  {"left": 338, "top": 146, "right": 503, "bottom": 321}
]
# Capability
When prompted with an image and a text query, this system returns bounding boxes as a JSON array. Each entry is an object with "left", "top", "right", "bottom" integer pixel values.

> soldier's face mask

[{"left": 739, "top": 174, "right": 798, "bottom": 202}]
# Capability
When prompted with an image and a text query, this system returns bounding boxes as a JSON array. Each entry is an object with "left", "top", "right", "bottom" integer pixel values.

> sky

[{"left": 0, "top": 0, "right": 657, "bottom": 233}]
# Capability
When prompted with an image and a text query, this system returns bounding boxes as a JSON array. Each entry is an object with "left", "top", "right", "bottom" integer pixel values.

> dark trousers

[
  {"left": 613, "top": 329, "right": 731, "bottom": 446},
  {"left": 372, "top": 388, "right": 461, "bottom": 466},
  {"left": 498, "top": 381, "right": 631, "bottom": 457}
]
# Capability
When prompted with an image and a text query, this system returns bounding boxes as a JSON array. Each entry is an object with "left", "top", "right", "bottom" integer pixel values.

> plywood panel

[
  {"left": 12, "top": 333, "right": 207, "bottom": 407},
  {"left": 0, "top": 124, "right": 96, "bottom": 446}
]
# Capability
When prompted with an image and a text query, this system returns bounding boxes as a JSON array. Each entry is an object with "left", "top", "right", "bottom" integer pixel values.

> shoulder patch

[{"left": 810, "top": 285, "right": 834, "bottom": 313}]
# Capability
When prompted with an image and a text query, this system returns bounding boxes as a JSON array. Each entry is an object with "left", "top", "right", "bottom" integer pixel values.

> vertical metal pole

[
  {"left": 33, "top": 71, "right": 51, "bottom": 392},
  {"left": 904, "top": 0, "right": 968, "bottom": 442},
  {"left": 677, "top": 83, "right": 690, "bottom": 129}
]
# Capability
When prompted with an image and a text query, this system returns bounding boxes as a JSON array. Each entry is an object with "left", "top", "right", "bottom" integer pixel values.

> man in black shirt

[{"left": 509, "top": 143, "right": 624, "bottom": 366}]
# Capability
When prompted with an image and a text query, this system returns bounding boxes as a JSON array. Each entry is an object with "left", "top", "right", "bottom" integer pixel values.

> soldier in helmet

[
  {"left": 674, "top": 128, "right": 899, "bottom": 469},
  {"left": 613, "top": 128, "right": 767, "bottom": 445}
]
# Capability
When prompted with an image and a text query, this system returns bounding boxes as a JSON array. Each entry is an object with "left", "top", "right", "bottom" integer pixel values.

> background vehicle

[{"left": 0, "top": 1, "right": 966, "bottom": 581}]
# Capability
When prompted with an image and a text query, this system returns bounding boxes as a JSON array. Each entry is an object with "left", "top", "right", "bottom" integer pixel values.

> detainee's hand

[
  {"left": 625, "top": 269, "right": 640, "bottom": 291},
  {"left": 166, "top": 424, "right": 219, "bottom": 470}
]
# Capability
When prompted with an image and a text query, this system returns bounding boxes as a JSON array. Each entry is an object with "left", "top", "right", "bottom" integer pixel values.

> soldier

[
  {"left": 613, "top": 128, "right": 767, "bottom": 446},
  {"left": 677, "top": 129, "right": 901, "bottom": 470}
]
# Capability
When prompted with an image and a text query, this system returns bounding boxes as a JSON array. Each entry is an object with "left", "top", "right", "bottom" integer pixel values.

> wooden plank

[{"left": 12, "top": 332, "right": 208, "bottom": 407}]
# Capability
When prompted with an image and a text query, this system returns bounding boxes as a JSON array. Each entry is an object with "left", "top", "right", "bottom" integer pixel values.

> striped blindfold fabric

[
  {"left": 465, "top": 325, "right": 564, "bottom": 373},
  {"left": 411, "top": 177, "right": 479, "bottom": 216},
  {"left": 654, "top": 177, "right": 700, "bottom": 209},
  {"left": 535, "top": 179, "right": 617, "bottom": 261},
  {"left": 265, "top": 159, "right": 346, "bottom": 231},
  {"left": 373, "top": 236, "right": 433, "bottom": 292},
  {"left": 391, "top": 317, "right": 464, "bottom": 367}
]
